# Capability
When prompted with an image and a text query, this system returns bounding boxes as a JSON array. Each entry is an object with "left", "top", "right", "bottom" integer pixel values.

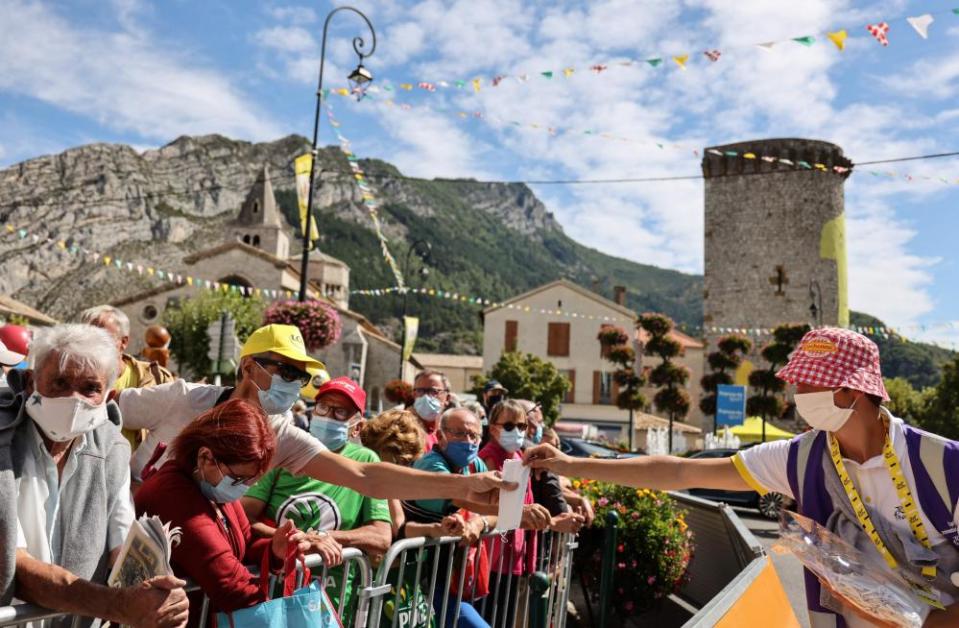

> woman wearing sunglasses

[
  {"left": 479, "top": 400, "right": 552, "bottom": 628},
  {"left": 134, "top": 399, "right": 310, "bottom": 626}
]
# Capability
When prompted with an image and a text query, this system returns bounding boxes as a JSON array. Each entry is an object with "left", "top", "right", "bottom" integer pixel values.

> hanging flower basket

[
  {"left": 263, "top": 299, "right": 342, "bottom": 351},
  {"left": 385, "top": 379, "right": 414, "bottom": 406}
]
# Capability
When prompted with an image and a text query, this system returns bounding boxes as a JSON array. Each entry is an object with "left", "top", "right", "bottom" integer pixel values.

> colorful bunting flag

[
  {"left": 792, "top": 36, "right": 815, "bottom": 46},
  {"left": 646, "top": 58, "right": 663, "bottom": 67},
  {"left": 541, "top": 71, "right": 553, "bottom": 79},
  {"left": 562, "top": 67, "right": 574, "bottom": 78},
  {"left": 672, "top": 55, "right": 689, "bottom": 69},
  {"left": 867, "top": 22, "right": 890, "bottom": 46},
  {"left": 472, "top": 78, "right": 481, "bottom": 92},
  {"left": 704, "top": 50, "right": 721, "bottom": 62},
  {"left": 907, "top": 14, "right": 933, "bottom": 39},
  {"left": 827, "top": 30, "right": 848, "bottom": 50},
  {"left": 757, "top": 42, "right": 776, "bottom": 51}
]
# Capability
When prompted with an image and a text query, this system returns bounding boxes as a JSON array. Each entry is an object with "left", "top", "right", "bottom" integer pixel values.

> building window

[
  {"left": 593, "top": 370, "right": 616, "bottom": 405},
  {"left": 561, "top": 369, "right": 576, "bottom": 404},
  {"left": 242, "top": 234, "right": 251, "bottom": 244},
  {"left": 253, "top": 201, "right": 260, "bottom": 214},
  {"left": 504, "top": 320, "right": 518, "bottom": 352},
  {"left": 252, "top": 234, "right": 261, "bottom": 247},
  {"left": 547, "top": 322, "right": 570, "bottom": 357}
]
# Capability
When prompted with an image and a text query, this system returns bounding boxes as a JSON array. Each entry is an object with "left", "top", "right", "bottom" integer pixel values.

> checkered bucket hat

[{"left": 776, "top": 327, "right": 889, "bottom": 400}]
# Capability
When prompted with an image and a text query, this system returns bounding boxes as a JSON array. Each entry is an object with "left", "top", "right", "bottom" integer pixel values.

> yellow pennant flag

[
  {"left": 295, "top": 153, "right": 320, "bottom": 241},
  {"left": 827, "top": 30, "right": 847, "bottom": 51},
  {"left": 335, "top": 87, "right": 350, "bottom": 96},
  {"left": 673, "top": 55, "right": 689, "bottom": 70},
  {"left": 472, "top": 78, "right": 481, "bottom": 92},
  {"left": 562, "top": 67, "right": 574, "bottom": 78}
]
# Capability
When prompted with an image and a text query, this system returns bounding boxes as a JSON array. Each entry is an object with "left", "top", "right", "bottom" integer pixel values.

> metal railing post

[
  {"left": 597, "top": 510, "right": 620, "bottom": 628},
  {"left": 528, "top": 571, "right": 551, "bottom": 628}
]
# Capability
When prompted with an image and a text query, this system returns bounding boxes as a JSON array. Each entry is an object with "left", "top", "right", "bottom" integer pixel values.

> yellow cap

[
  {"left": 240, "top": 324, "right": 325, "bottom": 370},
  {"left": 300, "top": 366, "right": 332, "bottom": 400}
]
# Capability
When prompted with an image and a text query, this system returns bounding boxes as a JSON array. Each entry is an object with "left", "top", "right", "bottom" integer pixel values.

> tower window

[
  {"left": 242, "top": 235, "right": 251, "bottom": 244},
  {"left": 253, "top": 201, "right": 259, "bottom": 214},
  {"left": 253, "top": 235, "right": 261, "bottom": 247},
  {"left": 769, "top": 265, "right": 788, "bottom": 296}
]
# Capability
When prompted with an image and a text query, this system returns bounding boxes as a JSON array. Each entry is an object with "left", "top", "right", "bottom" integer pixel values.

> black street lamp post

[
  {"left": 398, "top": 240, "right": 432, "bottom": 378},
  {"left": 298, "top": 6, "right": 376, "bottom": 301}
]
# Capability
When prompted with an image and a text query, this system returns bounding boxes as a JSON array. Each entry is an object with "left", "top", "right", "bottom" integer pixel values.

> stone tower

[
  {"left": 233, "top": 165, "right": 290, "bottom": 259},
  {"left": 702, "top": 139, "right": 852, "bottom": 351}
]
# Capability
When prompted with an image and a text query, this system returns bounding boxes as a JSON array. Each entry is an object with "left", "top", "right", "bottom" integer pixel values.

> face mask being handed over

[
  {"left": 794, "top": 390, "right": 858, "bottom": 432},
  {"left": 25, "top": 392, "right": 110, "bottom": 442},
  {"left": 414, "top": 394, "right": 443, "bottom": 423},
  {"left": 198, "top": 463, "right": 249, "bottom": 504},
  {"left": 253, "top": 363, "right": 302, "bottom": 415},
  {"left": 310, "top": 417, "right": 359, "bottom": 452}
]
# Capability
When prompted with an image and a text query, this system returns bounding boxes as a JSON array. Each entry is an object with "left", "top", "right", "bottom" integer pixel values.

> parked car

[
  {"left": 686, "top": 448, "right": 794, "bottom": 520},
  {"left": 559, "top": 436, "right": 643, "bottom": 459}
]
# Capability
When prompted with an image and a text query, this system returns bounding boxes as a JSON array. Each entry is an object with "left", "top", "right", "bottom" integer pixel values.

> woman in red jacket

[{"left": 134, "top": 398, "right": 310, "bottom": 626}]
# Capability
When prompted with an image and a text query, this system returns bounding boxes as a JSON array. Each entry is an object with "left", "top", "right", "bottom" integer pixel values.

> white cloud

[
  {"left": 253, "top": 25, "right": 316, "bottom": 54},
  {"left": 0, "top": 0, "right": 281, "bottom": 143},
  {"left": 267, "top": 4, "right": 318, "bottom": 24}
]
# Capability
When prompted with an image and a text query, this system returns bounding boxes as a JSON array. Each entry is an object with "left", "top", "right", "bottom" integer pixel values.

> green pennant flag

[
  {"left": 793, "top": 36, "right": 815, "bottom": 46},
  {"left": 541, "top": 71, "right": 553, "bottom": 79},
  {"left": 646, "top": 58, "right": 663, "bottom": 67},
  {"left": 455, "top": 80, "right": 466, "bottom": 88},
  {"left": 953, "top": 8, "right": 959, "bottom": 14}
]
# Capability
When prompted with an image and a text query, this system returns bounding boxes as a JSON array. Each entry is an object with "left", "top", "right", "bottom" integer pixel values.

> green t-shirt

[{"left": 246, "top": 442, "right": 391, "bottom": 622}]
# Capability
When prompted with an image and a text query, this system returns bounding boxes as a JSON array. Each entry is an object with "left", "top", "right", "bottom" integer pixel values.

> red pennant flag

[
  {"left": 704, "top": 50, "right": 721, "bottom": 62},
  {"left": 866, "top": 22, "right": 889, "bottom": 46}
]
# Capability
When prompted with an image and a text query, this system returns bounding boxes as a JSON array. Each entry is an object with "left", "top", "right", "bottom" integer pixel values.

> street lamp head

[{"left": 348, "top": 63, "right": 374, "bottom": 100}]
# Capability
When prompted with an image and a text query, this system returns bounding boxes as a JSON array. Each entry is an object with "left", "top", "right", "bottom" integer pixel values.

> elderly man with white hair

[{"left": 0, "top": 324, "right": 188, "bottom": 627}]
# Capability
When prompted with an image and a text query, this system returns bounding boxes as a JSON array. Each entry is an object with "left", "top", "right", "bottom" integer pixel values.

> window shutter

[
  {"left": 566, "top": 369, "right": 576, "bottom": 403},
  {"left": 504, "top": 320, "right": 518, "bottom": 352},
  {"left": 548, "top": 322, "right": 570, "bottom": 357},
  {"left": 592, "top": 371, "right": 601, "bottom": 405}
]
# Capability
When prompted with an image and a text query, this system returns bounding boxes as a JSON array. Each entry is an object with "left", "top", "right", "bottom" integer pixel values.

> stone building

[
  {"left": 702, "top": 138, "right": 851, "bottom": 347},
  {"left": 111, "top": 165, "right": 403, "bottom": 412},
  {"left": 482, "top": 279, "right": 704, "bottom": 445}
]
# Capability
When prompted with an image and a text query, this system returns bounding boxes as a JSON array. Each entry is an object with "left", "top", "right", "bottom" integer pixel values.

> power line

[{"left": 855, "top": 151, "right": 959, "bottom": 166}]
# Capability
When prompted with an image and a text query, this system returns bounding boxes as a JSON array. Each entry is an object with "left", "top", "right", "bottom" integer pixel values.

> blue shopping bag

[{"left": 217, "top": 582, "right": 341, "bottom": 628}]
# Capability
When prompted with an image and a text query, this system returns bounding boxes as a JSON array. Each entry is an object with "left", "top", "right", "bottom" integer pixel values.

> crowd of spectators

[{"left": 0, "top": 311, "right": 590, "bottom": 628}]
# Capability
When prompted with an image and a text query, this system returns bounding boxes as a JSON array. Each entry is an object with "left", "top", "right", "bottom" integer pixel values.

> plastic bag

[{"left": 774, "top": 511, "right": 929, "bottom": 628}]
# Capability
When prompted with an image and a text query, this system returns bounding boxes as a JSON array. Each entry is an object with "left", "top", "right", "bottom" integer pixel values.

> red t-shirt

[{"left": 134, "top": 462, "right": 275, "bottom": 625}]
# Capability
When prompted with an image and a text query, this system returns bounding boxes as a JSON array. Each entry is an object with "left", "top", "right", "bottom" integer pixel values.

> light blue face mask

[
  {"left": 414, "top": 394, "right": 443, "bottom": 423},
  {"left": 310, "top": 416, "right": 354, "bottom": 451},
  {"left": 199, "top": 464, "right": 249, "bottom": 503},
  {"left": 253, "top": 362, "right": 302, "bottom": 415},
  {"left": 530, "top": 424, "right": 543, "bottom": 445},
  {"left": 497, "top": 427, "right": 525, "bottom": 453}
]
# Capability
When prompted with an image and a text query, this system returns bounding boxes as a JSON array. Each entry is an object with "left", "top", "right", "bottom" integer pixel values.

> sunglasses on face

[
  {"left": 313, "top": 401, "right": 355, "bottom": 421},
  {"left": 253, "top": 357, "right": 311, "bottom": 386},
  {"left": 495, "top": 421, "right": 528, "bottom": 432},
  {"left": 414, "top": 386, "right": 448, "bottom": 397}
]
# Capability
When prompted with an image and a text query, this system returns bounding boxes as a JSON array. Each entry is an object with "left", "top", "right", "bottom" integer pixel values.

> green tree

[
  {"left": 699, "top": 335, "right": 753, "bottom": 432},
  {"left": 747, "top": 323, "right": 809, "bottom": 441},
  {"left": 471, "top": 352, "right": 570, "bottom": 426},
  {"left": 638, "top": 312, "right": 690, "bottom": 453},
  {"left": 913, "top": 356, "right": 959, "bottom": 439},
  {"left": 883, "top": 377, "right": 931, "bottom": 423},
  {"left": 597, "top": 324, "right": 648, "bottom": 450},
  {"left": 163, "top": 291, "right": 266, "bottom": 379}
]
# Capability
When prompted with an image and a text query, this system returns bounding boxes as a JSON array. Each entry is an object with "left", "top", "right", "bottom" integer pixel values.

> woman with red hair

[{"left": 134, "top": 399, "right": 309, "bottom": 626}]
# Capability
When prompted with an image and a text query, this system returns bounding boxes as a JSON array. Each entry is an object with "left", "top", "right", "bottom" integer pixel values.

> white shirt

[
  {"left": 120, "top": 380, "right": 326, "bottom": 479},
  {"left": 735, "top": 416, "right": 959, "bottom": 625},
  {"left": 15, "top": 421, "right": 134, "bottom": 562}
]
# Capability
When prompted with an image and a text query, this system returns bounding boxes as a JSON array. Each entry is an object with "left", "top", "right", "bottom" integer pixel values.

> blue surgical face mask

[
  {"left": 530, "top": 424, "right": 543, "bottom": 445},
  {"left": 444, "top": 440, "right": 479, "bottom": 469},
  {"left": 414, "top": 394, "right": 443, "bottom": 423},
  {"left": 497, "top": 427, "right": 525, "bottom": 453},
  {"left": 253, "top": 362, "right": 302, "bottom": 415},
  {"left": 310, "top": 416, "right": 354, "bottom": 452},
  {"left": 199, "top": 464, "right": 249, "bottom": 504}
]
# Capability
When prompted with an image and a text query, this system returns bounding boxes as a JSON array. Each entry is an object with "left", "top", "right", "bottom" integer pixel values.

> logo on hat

[{"left": 800, "top": 338, "right": 838, "bottom": 358}]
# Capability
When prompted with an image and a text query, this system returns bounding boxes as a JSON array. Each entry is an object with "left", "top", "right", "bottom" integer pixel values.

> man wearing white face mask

[
  {"left": 121, "top": 326, "right": 510, "bottom": 508},
  {"left": 410, "top": 370, "right": 452, "bottom": 452},
  {"left": 0, "top": 324, "right": 189, "bottom": 627},
  {"left": 524, "top": 327, "right": 959, "bottom": 627}
]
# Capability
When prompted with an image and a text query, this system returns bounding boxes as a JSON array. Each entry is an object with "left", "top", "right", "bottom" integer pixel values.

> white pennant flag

[
  {"left": 756, "top": 42, "right": 776, "bottom": 52},
  {"left": 907, "top": 14, "right": 933, "bottom": 39}
]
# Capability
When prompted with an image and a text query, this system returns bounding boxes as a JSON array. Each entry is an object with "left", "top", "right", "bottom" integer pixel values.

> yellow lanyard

[{"left": 828, "top": 423, "right": 942, "bottom": 604}]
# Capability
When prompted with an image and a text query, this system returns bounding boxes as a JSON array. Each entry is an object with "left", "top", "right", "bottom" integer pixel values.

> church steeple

[{"left": 232, "top": 164, "right": 289, "bottom": 258}]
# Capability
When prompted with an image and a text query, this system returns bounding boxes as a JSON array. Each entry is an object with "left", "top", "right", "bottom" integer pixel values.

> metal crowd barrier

[{"left": 0, "top": 532, "right": 578, "bottom": 628}]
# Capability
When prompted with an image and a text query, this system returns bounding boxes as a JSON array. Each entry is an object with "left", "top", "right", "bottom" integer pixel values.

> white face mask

[
  {"left": 794, "top": 390, "right": 857, "bottom": 432},
  {"left": 25, "top": 392, "right": 110, "bottom": 442}
]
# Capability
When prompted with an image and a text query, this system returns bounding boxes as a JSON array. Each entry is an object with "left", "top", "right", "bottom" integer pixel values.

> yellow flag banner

[
  {"left": 402, "top": 316, "right": 419, "bottom": 363},
  {"left": 294, "top": 153, "right": 320, "bottom": 241}
]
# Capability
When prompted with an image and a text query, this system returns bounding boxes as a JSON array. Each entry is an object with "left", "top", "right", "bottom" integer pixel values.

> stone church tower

[
  {"left": 702, "top": 139, "right": 852, "bottom": 351},
  {"left": 233, "top": 165, "right": 290, "bottom": 259}
]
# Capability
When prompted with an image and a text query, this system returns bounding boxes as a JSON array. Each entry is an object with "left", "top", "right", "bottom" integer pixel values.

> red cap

[
  {"left": 776, "top": 327, "right": 889, "bottom": 401},
  {"left": 316, "top": 377, "right": 367, "bottom": 414},
  {"left": 0, "top": 324, "right": 31, "bottom": 365}
]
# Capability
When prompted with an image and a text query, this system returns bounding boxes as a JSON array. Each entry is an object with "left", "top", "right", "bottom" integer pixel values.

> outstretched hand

[
  {"left": 523, "top": 444, "right": 573, "bottom": 475},
  {"left": 463, "top": 471, "right": 519, "bottom": 505}
]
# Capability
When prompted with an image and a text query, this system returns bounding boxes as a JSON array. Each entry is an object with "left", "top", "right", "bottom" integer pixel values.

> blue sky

[{"left": 1, "top": 0, "right": 958, "bottom": 347}]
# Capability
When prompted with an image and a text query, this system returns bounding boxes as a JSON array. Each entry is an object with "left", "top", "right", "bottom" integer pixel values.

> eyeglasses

[
  {"left": 218, "top": 461, "right": 256, "bottom": 487},
  {"left": 313, "top": 401, "right": 356, "bottom": 421},
  {"left": 442, "top": 428, "right": 481, "bottom": 442},
  {"left": 253, "top": 357, "right": 311, "bottom": 386},
  {"left": 495, "top": 421, "right": 528, "bottom": 432},
  {"left": 526, "top": 403, "right": 542, "bottom": 418},
  {"left": 414, "top": 386, "right": 449, "bottom": 397}
]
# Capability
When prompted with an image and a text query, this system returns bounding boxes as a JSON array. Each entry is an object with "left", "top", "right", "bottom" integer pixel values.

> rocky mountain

[{"left": 0, "top": 134, "right": 703, "bottom": 352}]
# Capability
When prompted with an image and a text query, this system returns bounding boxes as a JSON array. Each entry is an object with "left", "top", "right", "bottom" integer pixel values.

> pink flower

[
  {"left": 598, "top": 497, "right": 609, "bottom": 507},
  {"left": 647, "top": 576, "right": 656, "bottom": 585}
]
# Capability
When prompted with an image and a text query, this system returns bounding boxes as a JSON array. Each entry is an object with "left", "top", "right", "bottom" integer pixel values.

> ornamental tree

[
  {"left": 639, "top": 313, "right": 690, "bottom": 453},
  {"left": 747, "top": 323, "right": 809, "bottom": 440},
  {"left": 471, "top": 352, "right": 570, "bottom": 425},
  {"left": 700, "top": 335, "right": 753, "bottom": 432}
]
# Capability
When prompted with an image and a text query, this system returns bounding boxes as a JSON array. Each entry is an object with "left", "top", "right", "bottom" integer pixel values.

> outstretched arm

[{"left": 523, "top": 445, "right": 750, "bottom": 492}]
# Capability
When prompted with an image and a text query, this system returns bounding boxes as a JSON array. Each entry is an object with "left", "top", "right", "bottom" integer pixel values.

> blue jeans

[{"left": 432, "top": 583, "right": 489, "bottom": 628}]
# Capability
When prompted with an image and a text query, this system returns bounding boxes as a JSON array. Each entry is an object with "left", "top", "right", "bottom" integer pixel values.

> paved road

[{"left": 734, "top": 508, "right": 810, "bottom": 628}]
